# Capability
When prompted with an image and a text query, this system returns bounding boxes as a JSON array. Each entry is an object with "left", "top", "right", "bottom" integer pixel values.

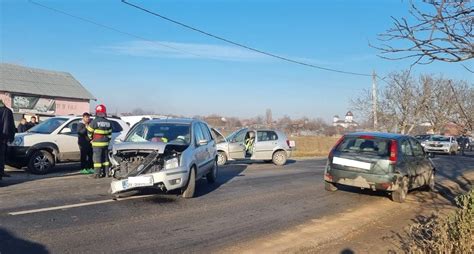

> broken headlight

[{"left": 164, "top": 157, "right": 179, "bottom": 170}]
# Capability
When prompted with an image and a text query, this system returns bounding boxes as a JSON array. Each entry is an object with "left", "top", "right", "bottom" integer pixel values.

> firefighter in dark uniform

[{"left": 87, "top": 104, "right": 113, "bottom": 178}]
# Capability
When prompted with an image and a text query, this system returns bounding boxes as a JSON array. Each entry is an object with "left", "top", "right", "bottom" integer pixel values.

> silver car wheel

[
  {"left": 272, "top": 151, "right": 287, "bottom": 166},
  {"left": 217, "top": 152, "right": 227, "bottom": 166}
]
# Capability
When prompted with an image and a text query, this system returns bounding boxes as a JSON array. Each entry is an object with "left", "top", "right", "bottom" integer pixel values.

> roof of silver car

[{"left": 146, "top": 118, "right": 197, "bottom": 124}]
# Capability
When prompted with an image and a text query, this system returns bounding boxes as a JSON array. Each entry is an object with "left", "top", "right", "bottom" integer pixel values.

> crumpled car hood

[{"left": 112, "top": 142, "right": 167, "bottom": 154}]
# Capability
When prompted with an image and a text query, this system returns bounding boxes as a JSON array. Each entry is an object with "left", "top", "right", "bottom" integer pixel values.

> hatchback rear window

[{"left": 336, "top": 136, "right": 391, "bottom": 158}]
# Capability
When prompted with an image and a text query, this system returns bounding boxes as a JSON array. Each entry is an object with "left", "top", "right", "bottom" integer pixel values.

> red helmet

[{"left": 95, "top": 104, "right": 107, "bottom": 115}]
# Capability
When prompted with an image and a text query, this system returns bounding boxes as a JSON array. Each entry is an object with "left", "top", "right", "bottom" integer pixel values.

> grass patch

[
  {"left": 291, "top": 136, "right": 340, "bottom": 157},
  {"left": 402, "top": 189, "right": 474, "bottom": 253}
]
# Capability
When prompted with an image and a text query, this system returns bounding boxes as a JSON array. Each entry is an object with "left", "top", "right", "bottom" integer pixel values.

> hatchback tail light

[
  {"left": 389, "top": 140, "right": 398, "bottom": 165},
  {"left": 329, "top": 136, "right": 345, "bottom": 161},
  {"left": 286, "top": 140, "right": 290, "bottom": 147}
]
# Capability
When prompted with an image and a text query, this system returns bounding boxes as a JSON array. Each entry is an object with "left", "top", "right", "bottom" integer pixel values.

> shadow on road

[
  {"left": 1, "top": 163, "right": 81, "bottom": 187},
  {"left": 194, "top": 164, "right": 247, "bottom": 198},
  {"left": 0, "top": 228, "right": 49, "bottom": 254},
  {"left": 226, "top": 159, "right": 297, "bottom": 166}
]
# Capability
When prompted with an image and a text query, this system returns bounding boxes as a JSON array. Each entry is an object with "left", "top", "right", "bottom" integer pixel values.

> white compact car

[
  {"left": 7, "top": 116, "right": 129, "bottom": 174},
  {"left": 423, "top": 135, "right": 459, "bottom": 155}
]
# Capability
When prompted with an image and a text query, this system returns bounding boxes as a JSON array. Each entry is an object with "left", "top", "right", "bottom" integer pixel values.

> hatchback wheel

[
  {"left": 182, "top": 167, "right": 196, "bottom": 199},
  {"left": 272, "top": 151, "right": 287, "bottom": 166},
  {"left": 28, "top": 150, "right": 54, "bottom": 175},
  {"left": 206, "top": 160, "right": 218, "bottom": 184},
  {"left": 392, "top": 177, "right": 408, "bottom": 203},
  {"left": 217, "top": 151, "right": 227, "bottom": 166}
]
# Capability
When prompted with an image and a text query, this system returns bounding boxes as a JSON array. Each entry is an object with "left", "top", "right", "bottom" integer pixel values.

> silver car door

[
  {"left": 228, "top": 129, "right": 247, "bottom": 159},
  {"left": 193, "top": 123, "right": 207, "bottom": 177},
  {"left": 253, "top": 131, "right": 278, "bottom": 160},
  {"left": 200, "top": 123, "right": 214, "bottom": 171}
]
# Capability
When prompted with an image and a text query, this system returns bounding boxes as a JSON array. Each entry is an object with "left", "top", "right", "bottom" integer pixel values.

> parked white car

[
  {"left": 423, "top": 135, "right": 459, "bottom": 155},
  {"left": 7, "top": 116, "right": 129, "bottom": 174}
]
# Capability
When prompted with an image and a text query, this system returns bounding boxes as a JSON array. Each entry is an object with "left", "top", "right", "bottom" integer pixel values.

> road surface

[{"left": 1, "top": 153, "right": 473, "bottom": 253}]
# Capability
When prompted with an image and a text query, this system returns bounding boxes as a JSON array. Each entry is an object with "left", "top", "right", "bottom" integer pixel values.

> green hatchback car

[{"left": 324, "top": 132, "right": 435, "bottom": 203}]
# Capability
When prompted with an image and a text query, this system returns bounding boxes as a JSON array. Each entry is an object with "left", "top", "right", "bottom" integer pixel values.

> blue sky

[{"left": 1, "top": 0, "right": 472, "bottom": 121}]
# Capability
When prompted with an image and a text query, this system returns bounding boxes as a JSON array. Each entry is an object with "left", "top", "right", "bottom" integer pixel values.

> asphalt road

[{"left": 1, "top": 153, "right": 473, "bottom": 254}]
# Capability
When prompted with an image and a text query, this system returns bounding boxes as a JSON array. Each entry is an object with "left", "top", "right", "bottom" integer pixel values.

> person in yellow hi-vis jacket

[{"left": 87, "top": 104, "right": 113, "bottom": 178}]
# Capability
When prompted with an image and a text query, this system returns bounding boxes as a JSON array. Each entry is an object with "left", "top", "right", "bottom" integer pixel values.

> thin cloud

[{"left": 101, "top": 40, "right": 267, "bottom": 62}]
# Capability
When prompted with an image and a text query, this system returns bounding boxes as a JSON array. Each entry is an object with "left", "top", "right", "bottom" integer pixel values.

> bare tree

[
  {"left": 265, "top": 108, "right": 273, "bottom": 126},
  {"left": 352, "top": 71, "right": 473, "bottom": 134},
  {"left": 372, "top": 0, "right": 473, "bottom": 70}
]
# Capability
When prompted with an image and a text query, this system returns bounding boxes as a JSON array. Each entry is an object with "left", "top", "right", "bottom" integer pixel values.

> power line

[
  {"left": 121, "top": 0, "right": 372, "bottom": 77},
  {"left": 28, "top": 0, "right": 208, "bottom": 59}
]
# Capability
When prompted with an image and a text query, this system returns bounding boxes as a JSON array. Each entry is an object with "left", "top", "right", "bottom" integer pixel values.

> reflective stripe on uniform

[
  {"left": 93, "top": 163, "right": 102, "bottom": 168},
  {"left": 94, "top": 129, "right": 112, "bottom": 135},
  {"left": 103, "top": 161, "right": 110, "bottom": 166},
  {"left": 86, "top": 125, "right": 95, "bottom": 132},
  {"left": 91, "top": 141, "right": 109, "bottom": 147}
]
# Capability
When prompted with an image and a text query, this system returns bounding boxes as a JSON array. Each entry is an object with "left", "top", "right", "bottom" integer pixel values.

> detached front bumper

[
  {"left": 110, "top": 167, "right": 189, "bottom": 194},
  {"left": 324, "top": 166, "right": 399, "bottom": 191},
  {"left": 6, "top": 146, "right": 30, "bottom": 168}
]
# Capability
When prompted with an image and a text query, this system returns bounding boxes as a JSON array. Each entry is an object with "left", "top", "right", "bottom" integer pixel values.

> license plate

[
  {"left": 333, "top": 157, "right": 371, "bottom": 170},
  {"left": 124, "top": 176, "right": 154, "bottom": 188}
]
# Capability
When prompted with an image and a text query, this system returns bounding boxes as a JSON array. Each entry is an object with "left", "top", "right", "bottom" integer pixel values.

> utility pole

[{"left": 372, "top": 70, "right": 378, "bottom": 130}]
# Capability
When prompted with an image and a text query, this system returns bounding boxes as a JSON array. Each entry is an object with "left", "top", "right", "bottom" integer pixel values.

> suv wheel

[
  {"left": 28, "top": 150, "right": 54, "bottom": 175},
  {"left": 207, "top": 160, "right": 218, "bottom": 184},
  {"left": 272, "top": 150, "right": 287, "bottom": 166},
  {"left": 392, "top": 177, "right": 408, "bottom": 203},
  {"left": 325, "top": 181, "right": 338, "bottom": 192},
  {"left": 182, "top": 167, "right": 196, "bottom": 199},
  {"left": 217, "top": 151, "right": 227, "bottom": 166}
]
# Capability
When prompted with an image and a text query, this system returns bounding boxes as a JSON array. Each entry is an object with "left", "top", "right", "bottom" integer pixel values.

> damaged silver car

[{"left": 110, "top": 119, "right": 218, "bottom": 198}]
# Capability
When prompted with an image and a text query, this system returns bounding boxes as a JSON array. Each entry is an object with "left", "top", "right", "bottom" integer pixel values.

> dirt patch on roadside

[{"left": 224, "top": 171, "right": 474, "bottom": 254}]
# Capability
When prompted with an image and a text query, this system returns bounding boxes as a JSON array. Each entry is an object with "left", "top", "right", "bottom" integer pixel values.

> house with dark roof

[{"left": 0, "top": 63, "right": 95, "bottom": 119}]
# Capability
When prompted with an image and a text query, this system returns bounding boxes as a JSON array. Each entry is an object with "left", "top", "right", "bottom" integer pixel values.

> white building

[{"left": 333, "top": 111, "right": 358, "bottom": 128}]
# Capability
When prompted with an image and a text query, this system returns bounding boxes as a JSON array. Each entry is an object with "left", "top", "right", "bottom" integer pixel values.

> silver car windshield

[
  {"left": 28, "top": 117, "right": 68, "bottom": 134},
  {"left": 125, "top": 123, "right": 191, "bottom": 145}
]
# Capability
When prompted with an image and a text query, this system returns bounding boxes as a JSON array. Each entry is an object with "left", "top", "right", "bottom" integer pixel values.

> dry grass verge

[
  {"left": 291, "top": 136, "right": 339, "bottom": 157},
  {"left": 402, "top": 189, "right": 474, "bottom": 254}
]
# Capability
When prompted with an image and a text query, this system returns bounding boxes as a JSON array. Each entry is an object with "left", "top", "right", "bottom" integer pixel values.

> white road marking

[{"left": 8, "top": 194, "right": 155, "bottom": 216}]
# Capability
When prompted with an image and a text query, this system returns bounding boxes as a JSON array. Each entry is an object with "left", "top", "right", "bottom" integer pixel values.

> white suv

[{"left": 7, "top": 116, "right": 129, "bottom": 174}]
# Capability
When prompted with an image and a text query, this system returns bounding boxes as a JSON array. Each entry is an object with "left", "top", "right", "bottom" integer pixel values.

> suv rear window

[{"left": 336, "top": 136, "right": 391, "bottom": 158}]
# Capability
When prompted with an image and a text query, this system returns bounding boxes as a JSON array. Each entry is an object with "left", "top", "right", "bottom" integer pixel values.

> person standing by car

[
  {"left": 87, "top": 105, "right": 113, "bottom": 178},
  {"left": 459, "top": 134, "right": 468, "bottom": 156},
  {"left": 78, "top": 112, "right": 93, "bottom": 174},
  {"left": 0, "top": 99, "right": 16, "bottom": 180},
  {"left": 17, "top": 118, "right": 29, "bottom": 133},
  {"left": 27, "top": 116, "right": 38, "bottom": 130}
]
